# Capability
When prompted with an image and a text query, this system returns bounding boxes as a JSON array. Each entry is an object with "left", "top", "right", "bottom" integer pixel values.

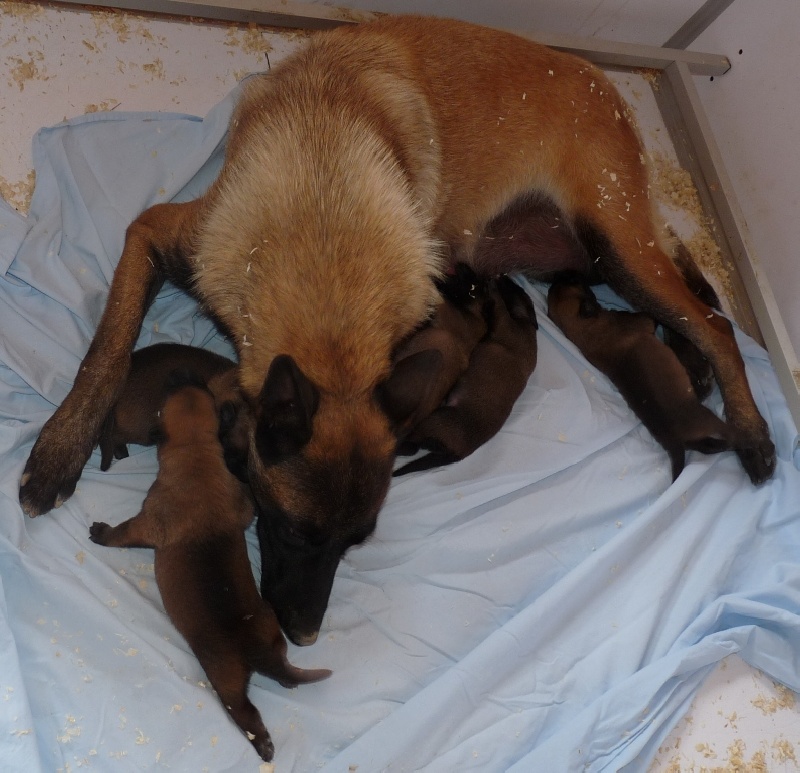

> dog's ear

[
  {"left": 218, "top": 400, "right": 239, "bottom": 438},
  {"left": 255, "top": 354, "right": 320, "bottom": 465},
  {"left": 377, "top": 349, "right": 443, "bottom": 434}
]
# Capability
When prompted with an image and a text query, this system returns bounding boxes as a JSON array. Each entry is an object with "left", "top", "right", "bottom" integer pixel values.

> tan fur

[{"left": 22, "top": 15, "right": 773, "bottom": 638}]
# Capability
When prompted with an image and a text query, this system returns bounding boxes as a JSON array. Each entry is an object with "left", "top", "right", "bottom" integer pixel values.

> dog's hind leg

[
  {"left": 20, "top": 200, "right": 206, "bottom": 516},
  {"left": 578, "top": 201, "right": 774, "bottom": 484}
]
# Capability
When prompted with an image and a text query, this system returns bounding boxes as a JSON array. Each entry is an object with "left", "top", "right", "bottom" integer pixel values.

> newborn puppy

[
  {"left": 89, "top": 376, "right": 330, "bottom": 762},
  {"left": 547, "top": 279, "right": 739, "bottom": 480},
  {"left": 391, "top": 263, "right": 490, "bottom": 438},
  {"left": 97, "top": 342, "right": 248, "bottom": 474},
  {"left": 395, "top": 275, "right": 539, "bottom": 475}
]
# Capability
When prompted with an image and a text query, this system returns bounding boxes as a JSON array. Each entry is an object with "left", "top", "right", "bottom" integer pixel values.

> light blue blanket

[{"left": 2, "top": 87, "right": 799, "bottom": 772}]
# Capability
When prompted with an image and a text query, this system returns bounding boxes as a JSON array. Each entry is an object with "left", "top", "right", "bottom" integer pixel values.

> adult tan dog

[{"left": 20, "top": 15, "right": 774, "bottom": 645}]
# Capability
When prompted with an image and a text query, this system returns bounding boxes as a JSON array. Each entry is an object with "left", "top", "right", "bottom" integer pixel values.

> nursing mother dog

[{"left": 19, "top": 15, "right": 775, "bottom": 646}]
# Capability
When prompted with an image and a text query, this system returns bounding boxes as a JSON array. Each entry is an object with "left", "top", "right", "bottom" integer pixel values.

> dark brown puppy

[
  {"left": 395, "top": 276, "right": 539, "bottom": 475},
  {"left": 547, "top": 279, "right": 740, "bottom": 480},
  {"left": 392, "top": 263, "right": 490, "bottom": 437},
  {"left": 22, "top": 16, "right": 774, "bottom": 646},
  {"left": 97, "top": 342, "right": 235, "bottom": 470},
  {"left": 89, "top": 378, "right": 330, "bottom": 762}
]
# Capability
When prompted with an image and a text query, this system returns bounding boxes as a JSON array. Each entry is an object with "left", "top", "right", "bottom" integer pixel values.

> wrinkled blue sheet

[{"left": 1, "top": 88, "right": 800, "bottom": 773}]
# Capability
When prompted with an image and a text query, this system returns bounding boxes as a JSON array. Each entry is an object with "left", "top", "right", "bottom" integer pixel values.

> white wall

[
  {"left": 315, "top": 0, "right": 705, "bottom": 46},
  {"left": 693, "top": 0, "right": 800, "bottom": 354}
]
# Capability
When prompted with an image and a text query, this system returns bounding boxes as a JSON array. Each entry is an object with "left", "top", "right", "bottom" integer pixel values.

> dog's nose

[
  {"left": 290, "top": 630, "right": 319, "bottom": 646},
  {"left": 284, "top": 612, "right": 320, "bottom": 646}
]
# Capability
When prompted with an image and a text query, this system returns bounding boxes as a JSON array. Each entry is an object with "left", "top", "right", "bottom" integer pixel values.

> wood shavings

[
  {"left": 224, "top": 24, "right": 274, "bottom": 55},
  {"left": 648, "top": 151, "right": 734, "bottom": 304},
  {"left": 695, "top": 741, "right": 717, "bottom": 759},
  {"left": 56, "top": 715, "right": 82, "bottom": 744},
  {"left": 84, "top": 100, "right": 120, "bottom": 114},
  {"left": 0, "top": 171, "right": 35, "bottom": 212},
  {"left": 92, "top": 8, "right": 133, "bottom": 44},
  {"left": 2, "top": 1, "right": 44, "bottom": 20},
  {"left": 637, "top": 68, "right": 661, "bottom": 91},
  {"left": 142, "top": 58, "right": 166, "bottom": 81},
  {"left": 772, "top": 738, "right": 796, "bottom": 763},
  {"left": 751, "top": 683, "right": 796, "bottom": 714},
  {"left": 8, "top": 53, "right": 49, "bottom": 91}
]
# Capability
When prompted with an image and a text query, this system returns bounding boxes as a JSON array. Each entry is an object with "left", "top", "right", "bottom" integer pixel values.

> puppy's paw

[
  {"left": 250, "top": 730, "right": 275, "bottom": 762},
  {"left": 89, "top": 522, "right": 112, "bottom": 545}
]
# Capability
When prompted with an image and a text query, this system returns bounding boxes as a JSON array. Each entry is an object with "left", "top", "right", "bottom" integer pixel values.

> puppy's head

[
  {"left": 250, "top": 352, "right": 433, "bottom": 645},
  {"left": 547, "top": 277, "right": 602, "bottom": 331},
  {"left": 158, "top": 376, "right": 219, "bottom": 447}
]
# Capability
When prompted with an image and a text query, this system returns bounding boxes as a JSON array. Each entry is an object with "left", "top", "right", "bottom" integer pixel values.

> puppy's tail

[{"left": 247, "top": 631, "right": 331, "bottom": 689}]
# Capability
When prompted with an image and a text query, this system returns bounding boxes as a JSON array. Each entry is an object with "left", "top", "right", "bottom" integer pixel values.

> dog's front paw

[
  {"left": 737, "top": 438, "right": 776, "bottom": 485},
  {"left": 20, "top": 451, "right": 81, "bottom": 518},
  {"left": 89, "top": 522, "right": 112, "bottom": 545},
  {"left": 19, "top": 414, "right": 96, "bottom": 517}
]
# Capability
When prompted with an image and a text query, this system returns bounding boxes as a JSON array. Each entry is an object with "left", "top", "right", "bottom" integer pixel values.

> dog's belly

[{"left": 458, "top": 193, "right": 593, "bottom": 280}]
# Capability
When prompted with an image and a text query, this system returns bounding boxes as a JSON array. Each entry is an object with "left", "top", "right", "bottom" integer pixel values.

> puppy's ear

[
  {"left": 495, "top": 275, "right": 538, "bottom": 328},
  {"left": 255, "top": 355, "right": 319, "bottom": 465},
  {"left": 578, "top": 291, "right": 602, "bottom": 319},
  {"left": 376, "top": 349, "right": 443, "bottom": 435}
]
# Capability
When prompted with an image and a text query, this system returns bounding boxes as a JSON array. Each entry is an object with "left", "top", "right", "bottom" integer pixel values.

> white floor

[{"left": 2, "top": 3, "right": 798, "bottom": 770}]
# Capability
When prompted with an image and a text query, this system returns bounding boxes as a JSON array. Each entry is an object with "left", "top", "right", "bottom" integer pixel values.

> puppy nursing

[
  {"left": 392, "top": 263, "right": 490, "bottom": 441},
  {"left": 395, "top": 276, "right": 539, "bottom": 475},
  {"left": 547, "top": 279, "right": 740, "bottom": 480},
  {"left": 97, "top": 342, "right": 251, "bottom": 479},
  {"left": 89, "top": 375, "right": 330, "bottom": 761}
]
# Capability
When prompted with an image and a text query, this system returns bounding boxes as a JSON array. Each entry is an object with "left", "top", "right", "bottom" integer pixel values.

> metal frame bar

[
  {"left": 45, "top": 0, "right": 800, "bottom": 429},
  {"left": 665, "top": 0, "right": 736, "bottom": 49},
  {"left": 54, "top": 0, "right": 730, "bottom": 75},
  {"left": 655, "top": 62, "right": 800, "bottom": 428}
]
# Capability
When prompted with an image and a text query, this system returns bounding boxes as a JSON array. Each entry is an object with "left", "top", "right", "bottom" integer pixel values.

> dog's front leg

[{"left": 20, "top": 200, "right": 205, "bottom": 516}]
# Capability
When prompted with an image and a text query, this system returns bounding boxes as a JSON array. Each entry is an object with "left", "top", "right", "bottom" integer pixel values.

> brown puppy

[
  {"left": 392, "top": 263, "right": 490, "bottom": 438},
  {"left": 395, "top": 276, "right": 539, "bottom": 475},
  {"left": 97, "top": 342, "right": 236, "bottom": 470},
  {"left": 547, "top": 279, "right": 740, "bottom": 480},
  {"left": 21, "top": 16, "right": 774, "bottom": 645},
  {"left": 89, "top": 377, "right": 330, "bottom": 761}
]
